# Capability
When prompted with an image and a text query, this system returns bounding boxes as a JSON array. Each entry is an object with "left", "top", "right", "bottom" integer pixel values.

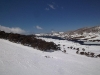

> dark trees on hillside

[
  {"left": 0, "top": 31, "right": 8, "bottom": 39},
  {"left": 0, "top": 31, "right": 59, "bottom": 51}
]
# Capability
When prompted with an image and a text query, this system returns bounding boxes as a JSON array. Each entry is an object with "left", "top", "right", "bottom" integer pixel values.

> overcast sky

[{"left": 0, "top": 0, "right": 100, "bottom": 34}]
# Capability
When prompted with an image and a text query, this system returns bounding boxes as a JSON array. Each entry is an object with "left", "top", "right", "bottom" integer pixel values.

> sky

[{"left": 0, "top": 0, "right": 100, "bottom": 34}]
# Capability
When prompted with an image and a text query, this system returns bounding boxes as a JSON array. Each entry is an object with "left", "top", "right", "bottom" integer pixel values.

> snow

[{"left": 0, "top": 38, "right": 100, "bottom": 75}]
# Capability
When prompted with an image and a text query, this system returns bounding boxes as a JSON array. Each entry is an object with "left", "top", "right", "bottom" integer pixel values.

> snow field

[{"left": 0, "top": 38, "right": 100, "bottom": 75}]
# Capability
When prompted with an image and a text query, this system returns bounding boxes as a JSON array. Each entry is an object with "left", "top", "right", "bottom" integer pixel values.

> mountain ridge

[{"left": 36, "top": 26, "right": 100, "bottom": 40}]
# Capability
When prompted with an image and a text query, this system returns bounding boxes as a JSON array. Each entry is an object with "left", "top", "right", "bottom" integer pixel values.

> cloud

[
  {"left": 0, "top": 25, "right": 25, "bottom": 34},
  {"left": 45, "top": 8, "right": 50, "bottom": 11},
  {"left": 48, "top": 4, "right": 55, "bottom": 9},
  {"left": 36, "top": 25, "right": 43, "bottom": 30}
]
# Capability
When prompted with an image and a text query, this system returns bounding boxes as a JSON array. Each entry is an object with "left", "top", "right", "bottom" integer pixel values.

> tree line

[{"left": 0, "top": 31, "right": 59, "bottom": 51}]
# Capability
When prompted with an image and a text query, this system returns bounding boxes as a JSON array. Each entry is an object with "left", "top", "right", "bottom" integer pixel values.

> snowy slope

[
  {"left": 61, "top": 26, "right": 100, "bottom": 40},
  {"left": 0, "top": 39, "right": 100, "bottom": 75}
]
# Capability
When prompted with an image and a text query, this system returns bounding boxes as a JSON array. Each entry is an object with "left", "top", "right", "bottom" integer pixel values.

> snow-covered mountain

[
  {"left": 36, "top": 26, "right": 100, "bottom": 40},
  {"left": 63, "top": 26, "right": 100, "bottom": 40},
  {"left": 0, "top": 26, "right": 100, "bottom": 75}
]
